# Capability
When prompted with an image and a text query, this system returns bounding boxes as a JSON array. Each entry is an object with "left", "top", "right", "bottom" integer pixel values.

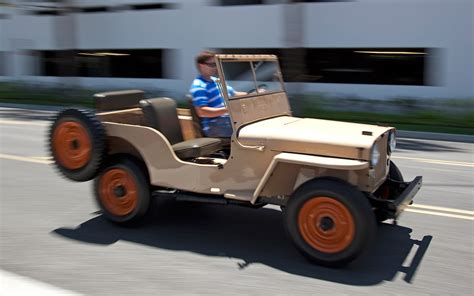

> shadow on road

[
  {"left": 397, "top": 138, "right": 466, "bottom": 152},
  {"left": 53, "top": 197, "right": 432, "bottom": 286}
]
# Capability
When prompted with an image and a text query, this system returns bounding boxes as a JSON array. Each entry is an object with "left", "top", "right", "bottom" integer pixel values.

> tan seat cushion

[{"left": 172, "top": 138, "right": 222, "bottom": 159}]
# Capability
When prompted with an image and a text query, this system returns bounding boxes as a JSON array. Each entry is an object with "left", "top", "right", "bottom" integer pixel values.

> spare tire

[{"left": 49, "top": 108, "right": 106, "bottom": 182}]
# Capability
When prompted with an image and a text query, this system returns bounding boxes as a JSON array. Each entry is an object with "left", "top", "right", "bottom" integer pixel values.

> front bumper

[
  {"left": 371, "top": 176, "right": 423, "bottom": 219},
  {"left": 390, "top": 176, "right": 423, "bottom": 217}
]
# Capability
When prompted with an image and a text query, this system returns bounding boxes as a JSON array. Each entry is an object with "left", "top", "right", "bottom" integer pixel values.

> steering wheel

[{"left": 246, "top": 84, "right": 268, "bottom": 94}]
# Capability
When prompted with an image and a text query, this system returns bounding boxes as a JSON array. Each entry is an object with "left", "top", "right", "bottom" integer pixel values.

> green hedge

[{"left": 1, "top": 82, "right": 472, "bottom": 135}]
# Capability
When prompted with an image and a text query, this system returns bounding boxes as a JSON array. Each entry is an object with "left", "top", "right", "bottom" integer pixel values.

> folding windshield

[{"left": 216, "top": 56, "right": 285, "bottom": 100}]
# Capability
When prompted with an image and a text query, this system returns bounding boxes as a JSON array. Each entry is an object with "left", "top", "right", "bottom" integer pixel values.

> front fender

[{"left": 252, "top": 152, "right": 369, "bottom": 203}]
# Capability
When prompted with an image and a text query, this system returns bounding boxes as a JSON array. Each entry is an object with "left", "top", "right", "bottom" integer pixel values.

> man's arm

[
  {"left": 233, "top": 91, "right": 248, "bottom": 96},
  {"left": 195, "top": 106, "right": 228, "bottom": 118}
]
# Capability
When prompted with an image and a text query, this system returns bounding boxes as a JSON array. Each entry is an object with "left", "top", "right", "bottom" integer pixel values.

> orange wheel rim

[
  {"left": 99, "top": 168, "right": 138, "bottom": 216},
  {"left": 298, "top": 197, "right": 355, "bottom": 253},
  {"left": 52, "top": 121, "right": 91, "bottom": 169}
]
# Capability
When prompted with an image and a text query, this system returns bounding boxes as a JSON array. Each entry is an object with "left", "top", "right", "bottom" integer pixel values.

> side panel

[{"left": 103, "top": 122, "right": 276, "bottom": 198}]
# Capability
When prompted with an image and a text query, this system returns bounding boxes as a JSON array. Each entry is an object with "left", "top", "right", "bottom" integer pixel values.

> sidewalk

[{"left": 1, "top": 102, "right": 473, "bottom": 143}]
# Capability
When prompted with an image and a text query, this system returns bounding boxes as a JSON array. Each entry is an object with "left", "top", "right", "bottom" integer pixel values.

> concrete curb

[{"left": 1, "top": 102, "right": 473, "bottom": 143}]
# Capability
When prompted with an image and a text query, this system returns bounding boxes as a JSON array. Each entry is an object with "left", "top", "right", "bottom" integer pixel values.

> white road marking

[
  {"left": 399, "top": 164, "right": 462, "bottom": 173},
  {"left": 0, "top": 119, "right": 49, "bottom": 127},
  {"left": 1, "top": 153, "right": 473, "bottom": 221},
  {"left": 0, "top": 154, "right": 52, "bottom": 164},
  {"left": 405, "top": 208, "right": 474, "bottom": 221},
  {"left": 34, "top": 156, "right": 53, "bottom": 160},
  {"left": 0, "top": 269, "right": 83, "bottom": 296},
  {"left": 392, "top": 156, "right": 474, "bottom": 167},
  {"left": 409, "top": 204, "right": 474, "bottom": 215}
]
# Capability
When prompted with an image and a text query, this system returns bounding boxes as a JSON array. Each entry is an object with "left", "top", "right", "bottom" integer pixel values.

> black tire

[
  {"left": 49, "top": 108, "right": 106, "bottom": 182},
  {"left": 94, "top": 156, "right": 151, "bottom": 225},
  {"left": 388, "top": 161, "right": 404, "bottom": 182},
  {"left": 284, "top": 178, "right": 376, "bottom": 267},
  {"left": 374, "top": 161, "right": 404, "bottom": 223}
]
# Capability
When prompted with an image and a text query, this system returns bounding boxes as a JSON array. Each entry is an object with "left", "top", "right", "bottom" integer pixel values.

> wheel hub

[
  {"left": 298, "top": 196, "right": 355, "bottom": 253},
  {"left": 70, "top": 139, "right": 80, "bottom": 150},
  {"left": 319, "top": 216, "right": 334, "bottom": 231},
  {"left": 52, "top": 120, "right": 92, "bottom": 170},
  {"left": 114, "top": 185, "right": 127, "bottom": 198}
]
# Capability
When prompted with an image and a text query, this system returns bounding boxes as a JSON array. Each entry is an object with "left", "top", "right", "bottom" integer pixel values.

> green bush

[
  {"left": 290, "top": 93, "right": 474, "bottom": 135},
  {"left": 1, "top": 82, "right": 473, "bottom": 135}
]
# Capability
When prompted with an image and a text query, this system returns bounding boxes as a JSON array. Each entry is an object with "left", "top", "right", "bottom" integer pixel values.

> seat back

[
  {"left": 139, "top": 97, "right": 184, "bottom": 145},
  {"left": 186, "top": 94, "right": 204, "bottom": 138},
  {"left": 94, "top": 90, "right": 145, "bottom": 112},
  {"left": 186, "top": 94, "right": 231, "bottom": 146}
]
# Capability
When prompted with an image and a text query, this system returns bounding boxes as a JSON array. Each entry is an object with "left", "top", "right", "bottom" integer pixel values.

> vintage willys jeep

[{"left": 49, "top": 54, "right": 422, "bottom": 267}]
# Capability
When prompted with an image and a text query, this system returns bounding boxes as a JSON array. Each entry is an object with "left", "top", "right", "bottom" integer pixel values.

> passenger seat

[{"left": 139, "top": 97, "right": 222, "bottom": 160}]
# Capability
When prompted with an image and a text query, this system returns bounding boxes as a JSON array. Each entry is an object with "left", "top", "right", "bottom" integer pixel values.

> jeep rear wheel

[
  {"left": 95, "top": 157, "right": 151, "bottom": 224},
  {"left": 285, "top": 179, "right": 376, "bottom": 267},
  {"left": 49, "top": 108, "right": 106, "bottom": 181}
]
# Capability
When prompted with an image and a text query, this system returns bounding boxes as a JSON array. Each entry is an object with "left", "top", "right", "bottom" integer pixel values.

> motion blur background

[{"left": 0, "top": 0, "right": 473, "bottom": 133}]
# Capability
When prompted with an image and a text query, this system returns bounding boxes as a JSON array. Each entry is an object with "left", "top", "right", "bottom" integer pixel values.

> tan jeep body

[
  {"left": 96, "top": 55, "right": 393, "bottom": 204},
  {"left": 49, "top": 54, "right": 422, "bottom": 267}
]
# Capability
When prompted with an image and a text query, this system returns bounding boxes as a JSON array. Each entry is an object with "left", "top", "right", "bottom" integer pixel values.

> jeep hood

[{"left": 237, "top": 116, "right": 393, "bottom": 160}]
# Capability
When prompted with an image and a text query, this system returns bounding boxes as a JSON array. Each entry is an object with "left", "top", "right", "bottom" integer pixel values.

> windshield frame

[{"left": 215, "top": 54, "right": 286, "bottom": 101}]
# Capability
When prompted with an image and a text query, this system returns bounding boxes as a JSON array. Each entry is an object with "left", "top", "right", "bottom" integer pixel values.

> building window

[
  {"left": 217, "top": 0, "right": 265, "bottom": 6},
  {"left": 0, "top": 52, "right": 5, "bottom": 76},
  {"left": 218, "top": 48, "right": 428, "bottom": 85},
  {"left": 31, "top": 10, "right": 62, "bottom": 16},
  {"left": 291, "top": 0, "right": 352, "bottom": 3},
  {"left": 41, "top": 51, "right": 77, "bottom": 76},
  {"left": 78, "top": 7, "right": 109, "bottom": 13},
  {"left": 129, "top": 3, "right": 178, "bottom": 10},
  {"left": 305, "top": 48, "right": 427, "bottom": 85},
  {"left": 39, "top": 49, "right": 165, "bottom": 78}
]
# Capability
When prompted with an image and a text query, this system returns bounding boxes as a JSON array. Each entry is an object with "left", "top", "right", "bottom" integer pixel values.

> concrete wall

[
  {"left": 302, "top": 0, "right": 474, "bottom": 98},
  {"left": 1, "top": 0, "right": 473, "bottom": 99}
]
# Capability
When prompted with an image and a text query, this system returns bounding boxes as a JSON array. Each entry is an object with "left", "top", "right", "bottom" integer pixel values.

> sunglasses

[{"left": 202, "top": 62, "right": 217, "bottom": 68}]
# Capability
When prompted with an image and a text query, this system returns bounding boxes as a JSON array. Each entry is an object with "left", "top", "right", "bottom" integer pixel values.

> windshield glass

[{"left": 220, "top": 60, "right": 284, "bottom": 99}]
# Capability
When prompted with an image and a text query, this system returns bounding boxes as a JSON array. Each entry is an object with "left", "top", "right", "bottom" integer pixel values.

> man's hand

[{"left": 234, "top": 91, "right": 248, "bottom": 96}]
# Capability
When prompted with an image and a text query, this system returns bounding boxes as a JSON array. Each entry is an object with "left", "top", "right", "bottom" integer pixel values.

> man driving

[{"left": 189, "top": 50, "right": 246, "bottom": 138}]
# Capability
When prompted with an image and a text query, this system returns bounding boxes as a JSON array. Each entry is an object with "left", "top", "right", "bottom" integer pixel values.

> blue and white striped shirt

[{"left": 189, "top": 75, "right": 234, "bottom": 133}]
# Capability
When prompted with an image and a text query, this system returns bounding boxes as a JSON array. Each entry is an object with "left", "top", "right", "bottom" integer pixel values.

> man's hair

[{"left": 195, "top": 50, "right": 216, "bottom": 65}]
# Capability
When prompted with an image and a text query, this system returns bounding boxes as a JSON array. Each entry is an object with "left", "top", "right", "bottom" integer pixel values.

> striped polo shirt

[{"left": 189, "top": 75, "right": 234, "bottom": 133}]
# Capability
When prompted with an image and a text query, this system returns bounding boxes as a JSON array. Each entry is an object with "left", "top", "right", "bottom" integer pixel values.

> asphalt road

[{"left": 0, "top": 107, "right": 473, "bottom": 295}]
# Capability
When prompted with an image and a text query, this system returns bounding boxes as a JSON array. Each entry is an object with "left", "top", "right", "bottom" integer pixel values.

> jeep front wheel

[{"left": 284, "top": 179, "right": 376, "bottom": 267}]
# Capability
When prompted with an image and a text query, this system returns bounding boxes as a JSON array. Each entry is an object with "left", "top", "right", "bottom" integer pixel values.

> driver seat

[
  {"left": 140, "top": 97, "right": 222, "bottom": 160},
  {"left": 186, "top": 94, "right": 231, "bottom": 146}
]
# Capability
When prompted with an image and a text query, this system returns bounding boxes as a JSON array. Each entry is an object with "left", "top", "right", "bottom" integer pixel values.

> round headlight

[
  {"left": 371, "top": 144, "right": 380, "bottom": 167},
  {"left": 388, "top": 131, "right": 397, "bottom": 154}
]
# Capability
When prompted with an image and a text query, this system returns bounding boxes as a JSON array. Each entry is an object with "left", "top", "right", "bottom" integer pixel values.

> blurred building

[{"left": 0, "top": 0, "right": 473, "bottom": 99}]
